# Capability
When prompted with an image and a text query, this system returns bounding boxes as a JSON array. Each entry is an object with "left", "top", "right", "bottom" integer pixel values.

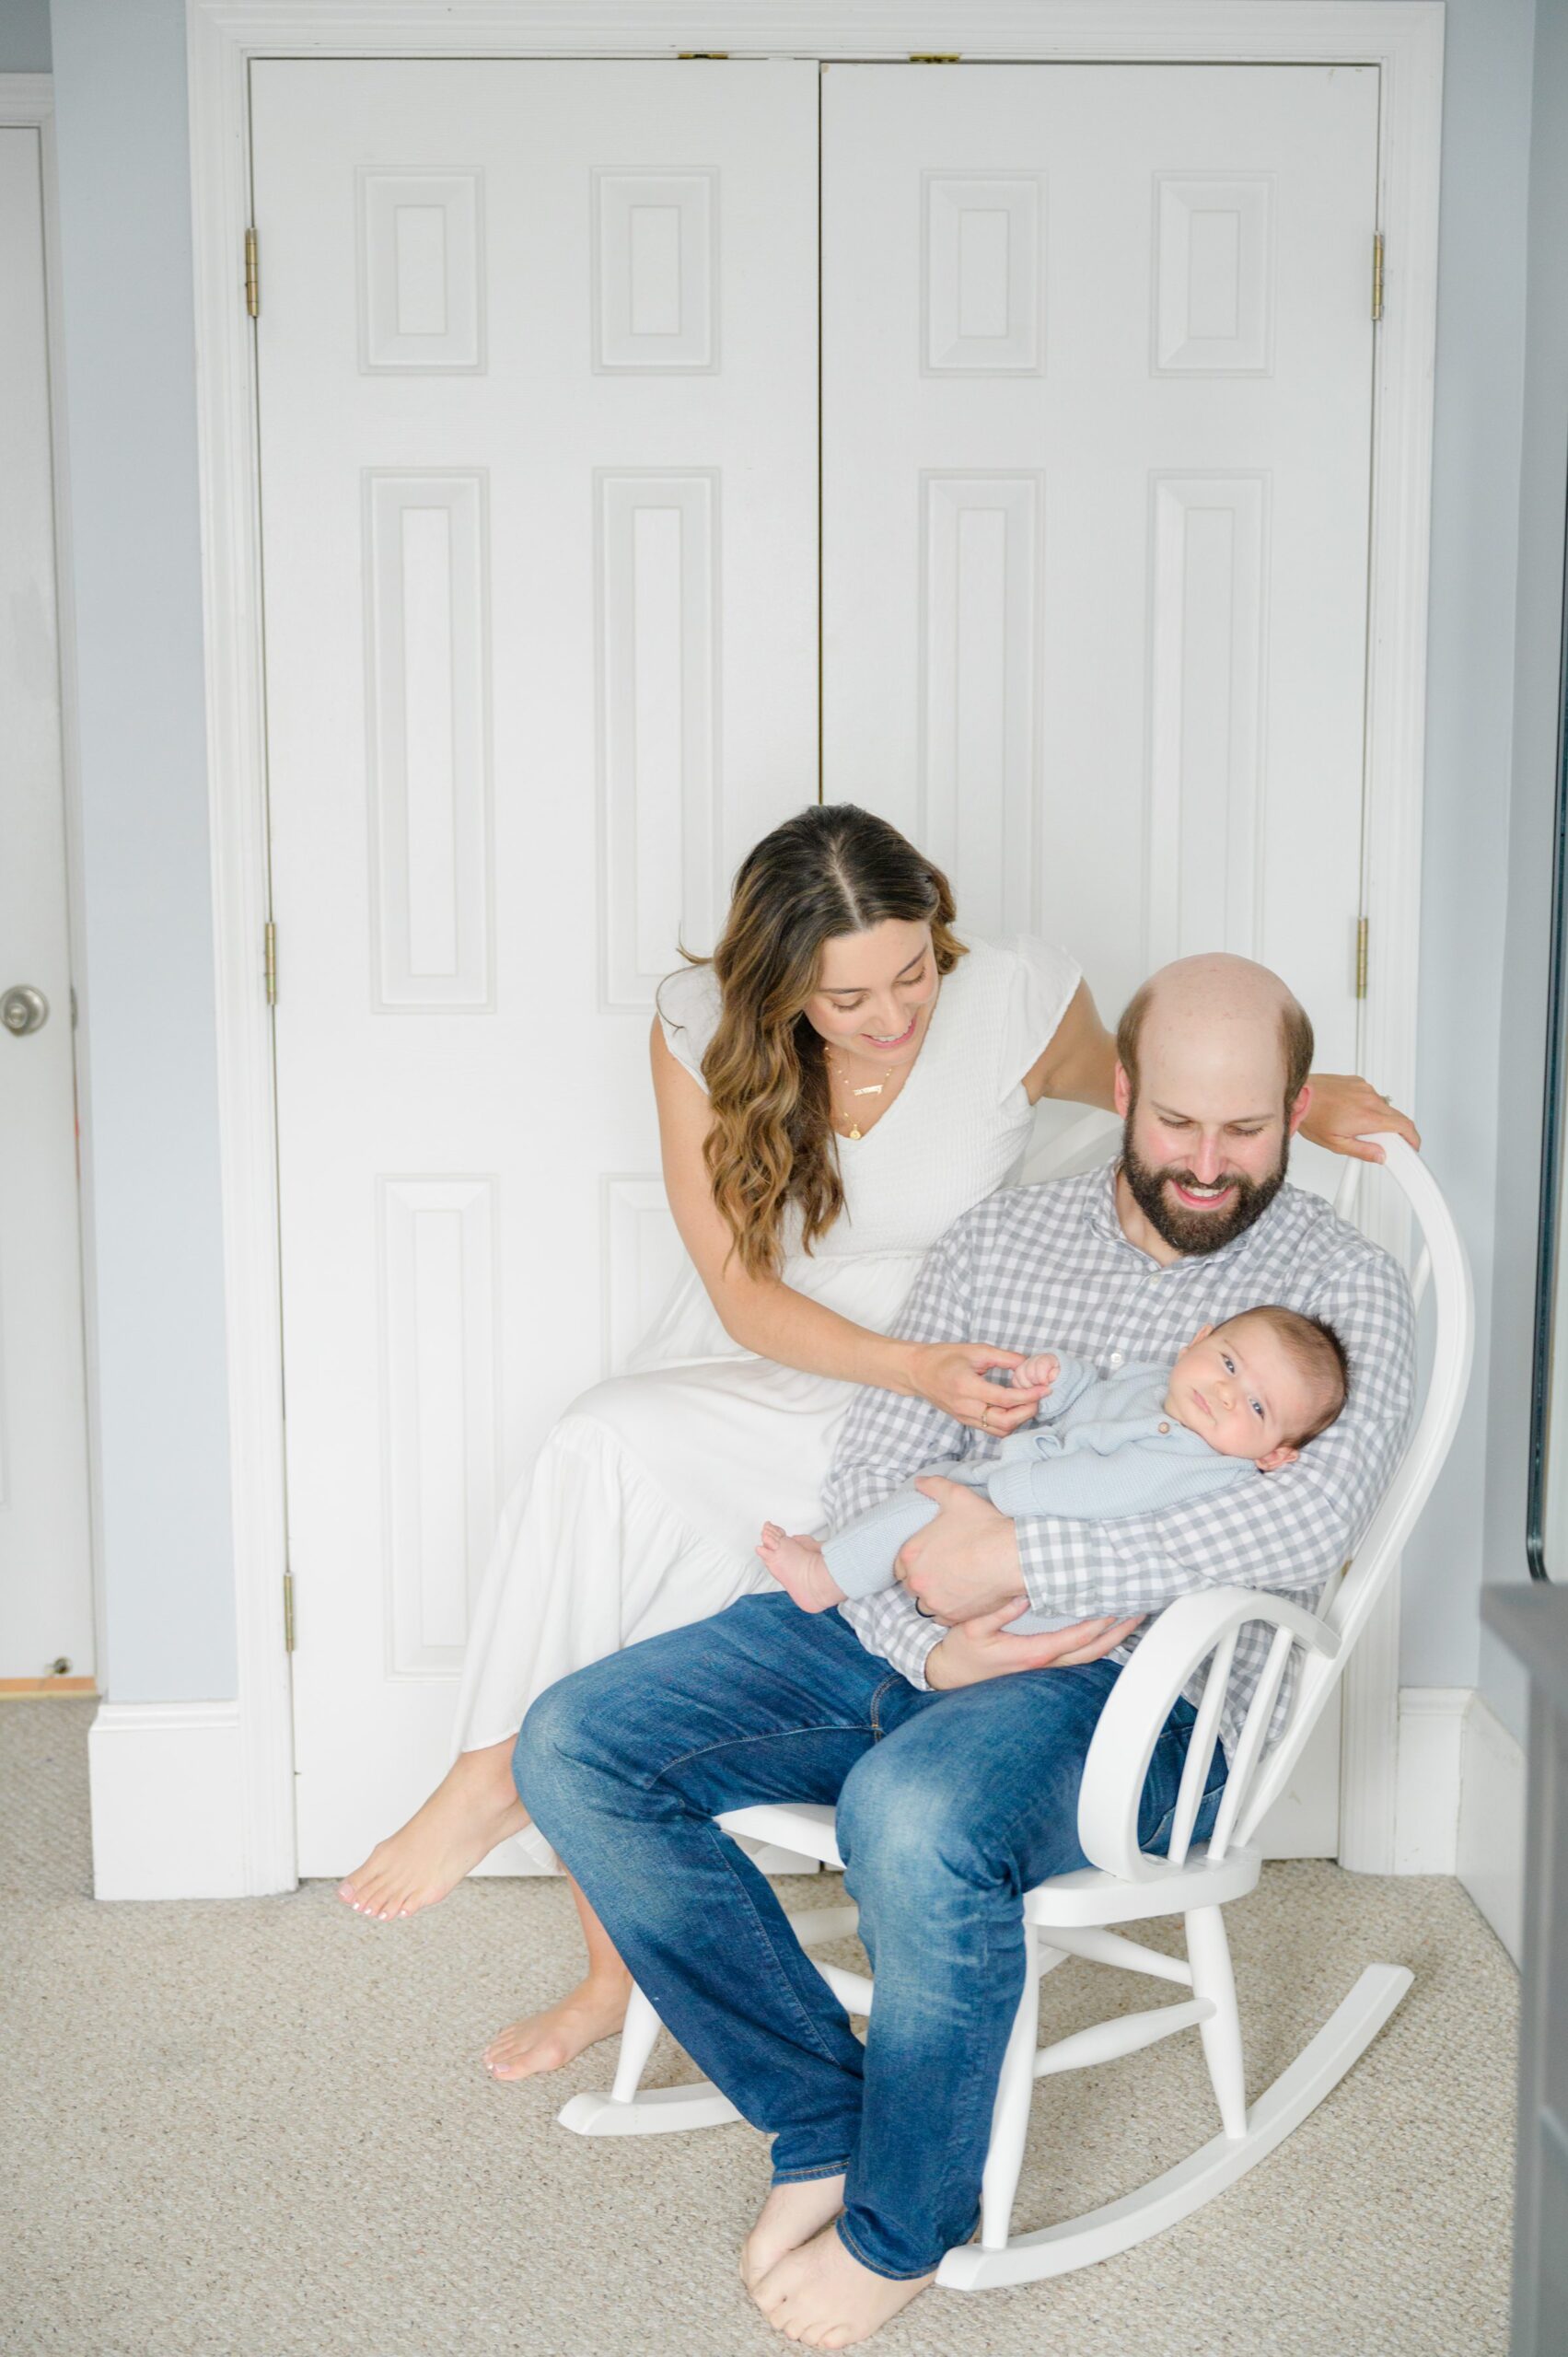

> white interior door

[
  {"left": 251, "top": 61, "right": 819, "bottom": 1874},
  {"left": 0, "top": 126, "right": 93, "bottom": 1688},
  {"left": 822, "top": 64, "right": 1382, "bottom": 1853}
]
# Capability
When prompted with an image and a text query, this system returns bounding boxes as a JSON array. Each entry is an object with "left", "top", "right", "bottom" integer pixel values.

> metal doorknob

[{"left": 1, "top": 985, "right": 49, "bottom": 1037}]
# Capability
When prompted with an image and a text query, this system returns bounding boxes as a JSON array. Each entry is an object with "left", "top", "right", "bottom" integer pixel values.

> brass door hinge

[
  {"left": 910, "top": 53, "right": 961, "bottom": 63},
  {"left": 245, "top": 226, "right": 260, "bottom": 318},
  {"left": 1355, "top": 915, "right": 1370, "bottom": 1000},
  {"left": 264, "top": 919, "right": 277, "bottom": 1004},
  {"left": 283, "top": 1571, "right": 296, "bottom": 1653},
  {"left": 678, "top": 51, "right": 728, "bottom": 58},
  {"left": 1371, "top": 232, "right": 1384, "bottom": 323}
]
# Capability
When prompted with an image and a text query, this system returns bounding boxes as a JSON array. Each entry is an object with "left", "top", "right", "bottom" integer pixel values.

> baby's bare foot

[
  {"left": 757, "top": 1523, "right": 847, "bottom": 1616},
  {"left": 742, "top": 2175, "right": 847, "bottom": 2291},
  {"left": 483, "top": 1968, "right": 633, "bottom": 2081},
  {"left": 337, "top": 1742, "right": 527, "bottom": 1921},
  {"left": 752, "top": 2222, "right": 935, "bottom": 2346}
]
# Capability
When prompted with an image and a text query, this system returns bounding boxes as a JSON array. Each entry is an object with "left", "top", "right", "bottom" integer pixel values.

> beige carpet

[{"left": 2, "top": 1701, "right": 1516, "bottom": 2356}]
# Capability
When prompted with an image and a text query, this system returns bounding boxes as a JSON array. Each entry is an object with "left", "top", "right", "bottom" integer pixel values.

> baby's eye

[
  {"left": 1222, "top": 1354, "right": 1236, "bottom": 1374},
  {"left": 1250, "top": 1398, "right": 1264, "bottom": 1420}
]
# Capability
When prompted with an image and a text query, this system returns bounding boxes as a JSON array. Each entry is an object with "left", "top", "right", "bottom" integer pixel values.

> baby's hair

[{"left": 1219, "top": 1307, "right": 1349, "bottom": 1447}]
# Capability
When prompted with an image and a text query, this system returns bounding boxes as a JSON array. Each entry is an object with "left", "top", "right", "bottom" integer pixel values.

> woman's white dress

[{"left": 452, "top": 935, "right": 1082, "bottom": 1766}]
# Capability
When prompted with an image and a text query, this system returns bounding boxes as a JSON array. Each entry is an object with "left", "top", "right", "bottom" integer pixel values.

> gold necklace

[{"left": 825, "top": 1046, "right": 895, "bottom": 1141}]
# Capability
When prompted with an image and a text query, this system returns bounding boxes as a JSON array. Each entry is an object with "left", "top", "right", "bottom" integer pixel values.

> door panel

[
  {"left": 252, "top": 61, "right": 819, "bottom": 1871},
  {"left": 822, "top": 64, "right": 1382, "bottom": 1852}
]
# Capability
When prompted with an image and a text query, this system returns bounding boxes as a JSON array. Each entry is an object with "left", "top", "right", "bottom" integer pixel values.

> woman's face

[{"left": 804, "top": 920, "right": 939, "bottom": 1064}]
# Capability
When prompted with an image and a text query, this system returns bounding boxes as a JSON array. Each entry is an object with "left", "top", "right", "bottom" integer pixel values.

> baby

[{"left": 757, "top": 1307, "right": 1348, "bottom": 1625}]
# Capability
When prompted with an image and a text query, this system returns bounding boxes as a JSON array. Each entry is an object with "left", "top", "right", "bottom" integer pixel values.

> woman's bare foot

[
  {"left": 757, "top": 1522, "right": 847, "bottom": 1615},
  {"left": 752, "top": 2223, "right": 935, "bottom": 2348},
  {"left": 742, "top": 2176, "right": 847, "bottom": 2291},
  {"left": 482, "top": 1968, "right": 633, "bottom": 2081},
  {"left": 337, "top": 1738, "right": 528, "bottom": 1921}
]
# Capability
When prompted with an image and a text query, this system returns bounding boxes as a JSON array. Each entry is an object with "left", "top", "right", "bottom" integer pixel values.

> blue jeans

[{"left": 517, "top": 1590, "right": 1226, "bottom": 2280}]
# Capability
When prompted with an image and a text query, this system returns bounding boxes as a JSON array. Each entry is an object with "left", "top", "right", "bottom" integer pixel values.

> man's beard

[{"left": 1121, "top": 1116, "right": 1288, "bottom": 1256}]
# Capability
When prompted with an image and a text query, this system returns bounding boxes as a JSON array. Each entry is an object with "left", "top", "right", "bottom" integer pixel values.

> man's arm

[{"left": 1007, "top": 1249, "right": 1416, "bottom": 1621}]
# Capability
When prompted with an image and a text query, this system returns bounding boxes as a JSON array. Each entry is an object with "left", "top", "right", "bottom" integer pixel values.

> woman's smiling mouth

[{"left": 863, "top": 1012, "right": 917, "bottom": 1047}]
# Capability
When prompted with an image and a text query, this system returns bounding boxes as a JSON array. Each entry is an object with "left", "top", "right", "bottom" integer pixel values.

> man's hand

[
  {"left": 925, "top": 1598, "right": 1145, "bottom": 1689},
  {"left": 894, "top": 1477, "right": 1029, "bottom": 1623}
]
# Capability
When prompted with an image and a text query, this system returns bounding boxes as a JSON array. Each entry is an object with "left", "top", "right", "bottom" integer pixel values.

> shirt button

[
  {"left": 1109, "top": 1352, "right": 1125, "bottom": 1368},
  {"left": 1158, "top": 1421, "right": 1170, "bottom": 1434}
]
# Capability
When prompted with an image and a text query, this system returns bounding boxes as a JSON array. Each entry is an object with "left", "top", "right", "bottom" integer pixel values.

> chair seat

[
  {"left": 715, "top": 1802, "right": 1261, "bottom": 1925},
  {"left": 717, "top": 1802, "right": 841, "bottom": 1865},
  {"left": 1023, "top": 1845, "right": 1260, "bottom": 1926}
]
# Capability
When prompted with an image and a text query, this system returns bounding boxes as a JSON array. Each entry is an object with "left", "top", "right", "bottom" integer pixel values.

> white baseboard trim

[
  {"left": 1392, "top": 1686, "right": 1469, "bottom": 1873},
  {"left": 88, "top": 1700, "right": 250, "bottom": 1899},
  {"left": 1391, "top": 1685, "right": 1525, "bottom": 1964},
  {"left": 1456, "top": 1690, "right": 1526, "bottom": 1966}
]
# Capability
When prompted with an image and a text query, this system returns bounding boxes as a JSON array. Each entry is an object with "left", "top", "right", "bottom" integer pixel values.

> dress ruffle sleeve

[
  {"left": 995, "top": 935, "right": 1085, "bottom": 1102},
  {"left": 654, "top": 960, "right": 724, "bottom": 1096}
]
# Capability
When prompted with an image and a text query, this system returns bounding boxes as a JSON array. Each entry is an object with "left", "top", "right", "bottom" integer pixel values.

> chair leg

[
  {"left": 1186, "top": 1906, "right": 1247, "bottom": 2139},
  {"left": 979, "top": 1925, "right": 1043, "bottom": 2250},
  {"left": 610, "top": 1982, "right": 662, "bottom": 2104}
]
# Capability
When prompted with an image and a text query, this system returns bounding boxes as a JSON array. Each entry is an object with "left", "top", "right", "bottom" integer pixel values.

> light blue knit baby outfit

[{"left": 823, "top": 1354, "right": 1254, "bottom": 1631}]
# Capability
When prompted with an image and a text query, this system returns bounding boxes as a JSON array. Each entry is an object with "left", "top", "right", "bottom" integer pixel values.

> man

[{"left": 517, "top": 955, "right": 1416, "bottom": 2348}]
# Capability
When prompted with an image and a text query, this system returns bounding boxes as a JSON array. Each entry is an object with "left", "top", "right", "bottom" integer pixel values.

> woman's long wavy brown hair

[{"left": 659, "top": 806, "right": 968, "bottom": 1279}]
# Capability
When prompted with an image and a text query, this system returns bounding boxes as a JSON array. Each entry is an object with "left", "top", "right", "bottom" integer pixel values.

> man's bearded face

[{"left": 1121, "top": 1098, "right": 1290, "bottom": 1256}]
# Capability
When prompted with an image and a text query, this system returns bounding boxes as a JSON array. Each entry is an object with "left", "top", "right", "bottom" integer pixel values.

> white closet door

[
  {"left": 0, "top": 129, "right": 92, "bottom": 1686},
  {"left": 823, "top": 64, "right": 1380, "bottom": 1854},
  {"left": 252, "top": 62, "right": 819, "bottom": 1873}
]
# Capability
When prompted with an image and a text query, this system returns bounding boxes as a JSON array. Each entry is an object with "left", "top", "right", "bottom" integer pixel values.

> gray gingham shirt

[{"left": 825, "top": 1161, "right": 1416, "bottom": 1761}]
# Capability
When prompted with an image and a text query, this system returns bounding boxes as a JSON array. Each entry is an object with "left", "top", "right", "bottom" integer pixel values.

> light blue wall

[
  {"left": 1400, "top": 0, "right": 1538, "bottom": 1699},
  {"left": 1478, "top": 0, "right": 1568, "bottom": 1743},
  {"left": 0, "top": 0, "right": 51, "bottom": 71},
  {"left": 39, "top": 0, "right": 1552, "bottom": 1713},
  {"left": 49, "top": 0, "right": 238, "bottom": 1700}
]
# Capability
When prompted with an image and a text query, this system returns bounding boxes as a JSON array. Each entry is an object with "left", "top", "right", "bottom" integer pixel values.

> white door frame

[{"left": 184, "top": 0, "right": 1445, "bottom": 1893}]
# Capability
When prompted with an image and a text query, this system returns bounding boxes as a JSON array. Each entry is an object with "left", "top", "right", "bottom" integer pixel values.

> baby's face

[{"left": 1164, "top": 1317, "right": 1315, "bottom": 1469}]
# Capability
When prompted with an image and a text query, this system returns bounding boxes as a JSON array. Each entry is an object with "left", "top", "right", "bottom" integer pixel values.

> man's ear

[
  {"left": 1113, "top": 1062, "right": 1132, "bottom": 1118},
  {"left": 1256, "top": 1444, "right": 1300, "bottom": 1474},
  {"left": 1285, "top": 1082, "right": 1312, "bottom": 1138}
]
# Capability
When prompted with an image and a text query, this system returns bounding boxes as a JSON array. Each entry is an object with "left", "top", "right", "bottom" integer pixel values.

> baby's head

[{"left": 1166, "top": 1307, "right": 1348, "bottom": 1472}]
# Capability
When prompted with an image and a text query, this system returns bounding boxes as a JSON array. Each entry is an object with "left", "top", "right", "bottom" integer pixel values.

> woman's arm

[
  {"left": 1020, "top": 978, "right": 1421, "bottom": 1164},
  {"left": 1020, "top": 979, "right": 1117, "bottom": 1109},
  {"left": 651, "top": 1020, "right": 1043, "bottom": 1422}
]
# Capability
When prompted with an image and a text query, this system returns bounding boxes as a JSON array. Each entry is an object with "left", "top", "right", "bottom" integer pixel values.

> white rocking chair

[{"left": 558, "top": 1126, "right": 1472, "bottom": 2289}]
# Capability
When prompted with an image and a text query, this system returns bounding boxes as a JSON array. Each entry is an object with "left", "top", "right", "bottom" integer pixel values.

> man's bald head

[
  {"left": 1116, "top": 955, "right": 1314, "bottom": 1119},
  {"left": 1112, "top": 956, "right": 1316, "bottom": 1258}
]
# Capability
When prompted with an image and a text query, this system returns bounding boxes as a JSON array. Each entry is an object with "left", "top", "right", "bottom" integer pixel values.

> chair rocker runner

[{"left": 557, "top": 1128, "right": 1473, "bottom": 2290}]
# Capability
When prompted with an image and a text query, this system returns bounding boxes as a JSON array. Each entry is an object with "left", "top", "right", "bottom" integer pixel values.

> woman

[{"left": 338, "top": 805, "right": 1411, "bottom": 2081}]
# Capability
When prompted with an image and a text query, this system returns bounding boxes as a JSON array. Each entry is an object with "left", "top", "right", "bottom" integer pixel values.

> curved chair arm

[{"left": 1076, "top": 1586, "right": 1340, "bottom": 1884}]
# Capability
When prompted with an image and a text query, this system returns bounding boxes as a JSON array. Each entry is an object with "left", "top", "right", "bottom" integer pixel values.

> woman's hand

[
  {"left": 905, "top": 1341, "right": 1051, "bottom": 1434},
  {"left": 924, "top": 1598, "right": 1144, "bottom": 1689},
  {"left": 1300, "top": 1074, "right": 1421, "bottom": 1166}
]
